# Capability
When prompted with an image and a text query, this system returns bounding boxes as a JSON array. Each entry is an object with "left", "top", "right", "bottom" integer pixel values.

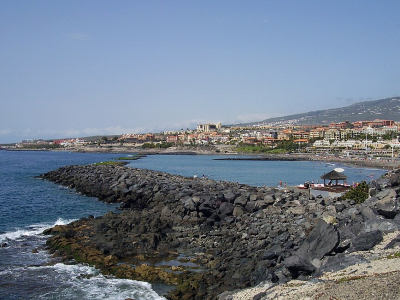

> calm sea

[{"left": 0, "top": 151, "right": 385, "bottom": 299}]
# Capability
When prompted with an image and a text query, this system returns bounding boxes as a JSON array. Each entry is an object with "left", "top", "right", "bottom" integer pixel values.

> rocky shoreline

[{"left": 38, "top": 164, "right": 400, "bottom": 299}]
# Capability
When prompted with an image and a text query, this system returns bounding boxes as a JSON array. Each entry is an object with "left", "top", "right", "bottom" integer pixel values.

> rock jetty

[{"left": 38, "top": 164, "right": 400, "bottom": 299}]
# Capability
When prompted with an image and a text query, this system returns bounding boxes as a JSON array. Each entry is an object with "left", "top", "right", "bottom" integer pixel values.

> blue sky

[{"left": 1, "top": 1, "right": 400, "bottom": 143}]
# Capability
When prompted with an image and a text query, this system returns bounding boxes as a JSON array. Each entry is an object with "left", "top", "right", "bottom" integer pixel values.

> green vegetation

[
  {"left": 115, "top": 154, "right": 146, "bottom": 161},
  {"left": 236, "top": 144, "right": 269, "bottom": 153},
  {"left": 386, "top": 251, "right": 400, "bottom": 259},
  {"left": 335, "top": 275, "right": 368, "bottom": 283},
  {"left": 236, "top": 140, "right": 306, "bottom": 154},
  {"left": 340, "top": 181, "right": 369, "bottom": 203}
]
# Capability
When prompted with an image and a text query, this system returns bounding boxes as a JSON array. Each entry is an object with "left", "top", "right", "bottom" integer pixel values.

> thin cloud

[
  {"left": 67, "top": 33, "right": 91, "bottom": 41},
  {"left": 1, "top": 126, "right": 139, "bottom": 142},
  {"left": 233, "top": 113, "right": 280, "bottom": 123},
  {"left": 54, "top": 126, "right": 145, "bottom": 138},
  {"left": 0, "top": 129, "right": 12, "bottom": 135}
]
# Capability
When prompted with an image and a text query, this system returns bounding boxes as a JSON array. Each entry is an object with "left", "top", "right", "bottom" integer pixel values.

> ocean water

[
  {"left": 128, "top": 154, "right": 384, "bottom": 187},
  {"left": 0, "top": 151, "right": 165, "bottom": 300},
  {"left": 0, "top": 151, "right": 386, "bottom": 299}
]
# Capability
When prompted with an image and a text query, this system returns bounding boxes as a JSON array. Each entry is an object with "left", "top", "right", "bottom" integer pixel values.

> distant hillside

[{"left": 236, "top": 97, "right": 400, "bottom": 127}]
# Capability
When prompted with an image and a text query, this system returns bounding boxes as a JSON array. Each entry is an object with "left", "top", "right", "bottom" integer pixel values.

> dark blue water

[
  {"left": 0, "top": 151, "right": 124, "bottom": 233},
  {"left": 0, "top": 151, "right": 165, "bottom": 300},
  {"left": 0, "top": 151, "right": 386, "bottom": 299}
]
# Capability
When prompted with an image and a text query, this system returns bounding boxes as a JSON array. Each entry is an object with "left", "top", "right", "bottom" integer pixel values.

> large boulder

[
  {"left": 350, "top": 230, "right": 383, "bottom": 252},
  {"left": 219, "top": 202, "right": 234, "bottom": 216},
  {"left": 244, "top": 201, "right": 257, "bottom": 213},
  {"left": 181, "top": 196, "right": 197, "bottom": 212},
  {"left": 284, "top": 254, "right": 316, "bottom": 278},
  {"left": 198, "top": 201, "right": 215, "bottom": 217},
  {"left": 317, "top": 253, "right": 369, "bottom": 275},
  {"left": 389, "top": 171, "right": 400, "bottom": 187},
  {"left": 336, "top": 221, "right": 363, "bottom": 252},
  {"left": 233, "top": 206, "right": 244, "bottom": 217},
  {"left": 234, "top": 196, "right": 248, "bottom": 207},
  {"left": 295, "top": 219, "right": 339, "bottom": 262},
  {"left": 364, "top": 219, "right": 400, "bottom": 233},
  {"left": 263, "top": 194, "right": 275, "bottom": 205},
  {"left": 223, "top": 191, "right": 237, "bottom": 203},
  {"left": 373, "top": 189, "right": 399, "bottom": 219}
]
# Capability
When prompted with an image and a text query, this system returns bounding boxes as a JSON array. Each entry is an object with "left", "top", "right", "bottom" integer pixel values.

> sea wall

[{"left": 39, "top": 165, "right": 400, "bottom": 299}]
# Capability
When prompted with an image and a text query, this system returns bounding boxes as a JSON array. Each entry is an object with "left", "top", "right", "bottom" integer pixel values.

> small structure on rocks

[{"left": 320, "top": 169, "right": 348, "bottom": 186}]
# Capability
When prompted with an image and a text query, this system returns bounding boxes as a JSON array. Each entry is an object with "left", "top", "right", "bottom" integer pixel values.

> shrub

[{"left": 340, "top": 181, "right": 369, "bottom": 203}]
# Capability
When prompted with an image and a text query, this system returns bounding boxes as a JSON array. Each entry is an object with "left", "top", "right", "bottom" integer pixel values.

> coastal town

[
  {"left": 7, "top": 119, "right": 400, "bottom": 161},
  {"left": 3, "top": 118, "right": 400, "bottom": 300},
  {"left": 4, "top": 2, "right": 400, "bottom": 300}
]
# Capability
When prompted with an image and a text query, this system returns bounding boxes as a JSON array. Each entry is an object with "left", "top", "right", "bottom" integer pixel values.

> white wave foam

[
  {"left": 53, "top": 217, "right": 76, "bottom": 226},
  {"left": 33, "top": 263, "right": 166, "bottom": 300},
  {"left": 0, "top": 218, "right": 76, "bottom": 243}
]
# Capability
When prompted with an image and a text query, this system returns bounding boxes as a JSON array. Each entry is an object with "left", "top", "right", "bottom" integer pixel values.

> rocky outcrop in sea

[{"left": 38, "top": 165, "right": 400, "bottom": 299}]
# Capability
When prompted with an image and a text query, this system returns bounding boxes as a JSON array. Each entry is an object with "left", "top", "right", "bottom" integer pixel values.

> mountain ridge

[{"left": 234, "top": 97, "right": 400, "bottom": 127}]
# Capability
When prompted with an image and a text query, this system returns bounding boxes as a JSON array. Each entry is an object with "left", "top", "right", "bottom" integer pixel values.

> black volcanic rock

[
  {"left": 38, "top": 165, "right": 400, "bottom": 300},
  {"left": 350, "top": 230, "right": 383, "bottom": 252},
  {"left": 295, "top": 219, "right": 339, "bottom": 262}
]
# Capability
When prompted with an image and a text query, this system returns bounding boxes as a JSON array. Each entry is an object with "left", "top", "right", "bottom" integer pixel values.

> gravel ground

[{"left": 230, "top": 232, "right": 400, "bottom": 300}]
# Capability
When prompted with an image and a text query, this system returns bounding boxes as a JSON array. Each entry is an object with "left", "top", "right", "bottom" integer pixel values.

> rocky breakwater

[{"left": 38, "top": 165, "right": 400, "bottom": 299}]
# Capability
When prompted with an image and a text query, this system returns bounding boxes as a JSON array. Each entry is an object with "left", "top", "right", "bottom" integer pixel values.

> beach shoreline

[{"left": 63, "top": 145, "right": 399, "bottom": 170}]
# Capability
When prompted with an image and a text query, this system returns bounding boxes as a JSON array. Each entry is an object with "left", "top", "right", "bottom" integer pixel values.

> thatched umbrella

[{"left": 321, "top": 170, "right": 348, "bottom": 185}]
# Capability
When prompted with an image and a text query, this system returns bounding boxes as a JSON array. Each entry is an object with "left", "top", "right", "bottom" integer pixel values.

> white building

[{"left": 196, "top": 122, "right": 222, "bottom": 133}]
